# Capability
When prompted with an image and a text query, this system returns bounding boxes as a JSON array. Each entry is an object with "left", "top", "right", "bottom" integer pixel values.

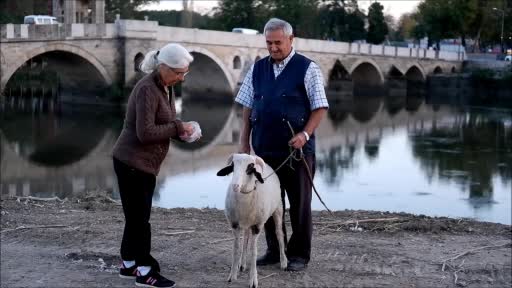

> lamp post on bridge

[{"left": 493, "top": 7, "right": 505, "bottom": 54}]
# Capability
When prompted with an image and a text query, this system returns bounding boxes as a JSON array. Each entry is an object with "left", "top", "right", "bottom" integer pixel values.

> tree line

[
  {"left": 1, "top": 0, "right": 510, "bottom": 50},
  {"left": 151, "top": 0, "right": 512, "bottom": 50}
]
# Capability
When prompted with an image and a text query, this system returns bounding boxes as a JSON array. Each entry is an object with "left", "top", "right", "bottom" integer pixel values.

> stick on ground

[
  {"left": 162, "top": 230, "right": 195, "bottom": 236},
  {"left": 1, "top": 225, "right": 69, "bottom": 234}
]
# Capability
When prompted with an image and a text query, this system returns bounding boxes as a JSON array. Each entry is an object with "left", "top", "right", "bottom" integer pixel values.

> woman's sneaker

[
  {"left": 119, "top": 263, "right": 138, "bottom": 279},
  {"left": 135, "top": 270, "right": 175, "bottom": 288}
]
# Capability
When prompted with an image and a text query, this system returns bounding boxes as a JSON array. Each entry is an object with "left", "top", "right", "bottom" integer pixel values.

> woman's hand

[
  {"left": 179, "top": 121, "right": 202, "bottom": 142},
  {"left": 180, "top": 122, "right": 195, "bottom": 138}
]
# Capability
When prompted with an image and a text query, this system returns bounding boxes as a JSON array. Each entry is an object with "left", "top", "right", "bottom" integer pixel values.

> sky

[{"left": 141, "top": 0, "right": 422, "bottom": 19}]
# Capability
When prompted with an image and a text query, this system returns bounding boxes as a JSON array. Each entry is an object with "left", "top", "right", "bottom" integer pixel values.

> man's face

[{"left": 265, "top": 29, "right": 293, "bottom": 62}]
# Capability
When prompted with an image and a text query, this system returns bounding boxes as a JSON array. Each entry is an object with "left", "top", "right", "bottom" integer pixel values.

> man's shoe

[
  {"left": 256, "top": 251, "right": 280, "bottom": 266},
  {"left": 119, "top": 263, "right": 137, "bottom": 279},
  {"left": 286, "top": 258, "right": 307, "bottom": 272},
  {"left": 135, "top": 270, "right": 175, "bottom": 288}
]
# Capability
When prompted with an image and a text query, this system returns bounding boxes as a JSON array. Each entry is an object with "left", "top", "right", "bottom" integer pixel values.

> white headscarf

[{"left": 139, "top": 43, "right": 194, "bottom": 74}]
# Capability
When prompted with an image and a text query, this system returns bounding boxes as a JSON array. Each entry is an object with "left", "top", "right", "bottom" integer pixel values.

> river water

[{"left": 1, "top": 87, "right": 510, "bottom": 224}]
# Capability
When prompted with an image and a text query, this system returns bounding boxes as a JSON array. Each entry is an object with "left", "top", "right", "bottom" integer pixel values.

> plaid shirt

[{"left": 235, "top": 48, "right": 329, "bottom": 110}]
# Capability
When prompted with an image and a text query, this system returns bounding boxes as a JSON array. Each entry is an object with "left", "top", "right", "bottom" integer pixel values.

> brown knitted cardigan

[{"left": 112, "top": 70, "right": 184, "bottom": 175}]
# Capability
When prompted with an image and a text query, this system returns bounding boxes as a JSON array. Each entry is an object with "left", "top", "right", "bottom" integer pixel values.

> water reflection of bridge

[
  {"left": 1, "top": 102, "right": 455, "bottom": 199},
  {"left": 316, "top": 103, "right": 454, "bottom": 151}
]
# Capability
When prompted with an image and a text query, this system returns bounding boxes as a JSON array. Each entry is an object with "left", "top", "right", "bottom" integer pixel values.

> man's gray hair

[{"left": 264, "top": 18, "right": 293, "bottom": 36}]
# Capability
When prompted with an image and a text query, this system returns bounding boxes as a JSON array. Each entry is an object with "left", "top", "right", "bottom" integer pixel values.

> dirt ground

[{"left": 1, "top": 192, "right": 511, "bottom": 288}]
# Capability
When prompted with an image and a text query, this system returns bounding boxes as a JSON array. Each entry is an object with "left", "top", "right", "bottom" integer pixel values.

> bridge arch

[
  {"left": 433, "top": 66, "right": 443, "bottom": 74},
  {"left": 134, "top": 52, "right": 144, "bottom": 72},
  {"left": 349, "top": 59, "right": 385, "bottom": 85},
  {"left": 184, "top": 45, "right": 235, "bottom": 92},
  {"left": 405, "top": 64, "right": 426, "bottom": 81},
  {"left": 388, "top": 65, "right": 404, "bottom": 77},
  {"left": 233, "top": 56, "right": 241, "bottom": 69},
  {"left": 170, "top": 108, "right": 238, "bottom": 157},
  {"left": 2, "top": 43, "right": 113, "bottom": 91},
  {"left": 165, "top": 46, "right": 235, "bottom": 156}
]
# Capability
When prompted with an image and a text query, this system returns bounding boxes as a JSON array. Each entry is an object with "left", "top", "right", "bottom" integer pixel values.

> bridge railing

[
  {"left": 295, "top": 38, "right": 465, "bottom": 61},
  {"left": 0, "top": 21, "right": 465, "bottom": 61},
  {"left": 0, "top": 23, "right": 117, "bottom": 40}
]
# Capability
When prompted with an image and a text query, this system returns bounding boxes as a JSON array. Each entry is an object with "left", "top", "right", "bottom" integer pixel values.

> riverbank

[{"left": 1, "top": 192, "right": 511, "bottom": 288}]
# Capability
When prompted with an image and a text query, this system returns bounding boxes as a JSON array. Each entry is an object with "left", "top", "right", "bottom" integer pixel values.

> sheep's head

[{"left": 216, "top": 153, "right": 265, "bottom": 194}]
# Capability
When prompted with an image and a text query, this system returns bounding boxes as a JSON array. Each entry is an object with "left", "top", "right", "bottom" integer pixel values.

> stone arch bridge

[{"left": 0, "top": 20, "right": 464, "bottom": 98}]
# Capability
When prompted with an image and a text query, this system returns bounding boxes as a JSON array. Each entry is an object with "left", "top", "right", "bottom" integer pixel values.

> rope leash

[
  {"left": 285, "top": 121, "right": 334, "bottom": 217},
  {"left": 247, "top": 122, "right": 333, "bottom": 217}
]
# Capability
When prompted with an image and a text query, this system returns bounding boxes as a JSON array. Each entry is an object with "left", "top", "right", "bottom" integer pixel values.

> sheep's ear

[
  {"left": 254, "top": 156, "right": 265, "bottom": 173},
  {"left": 216, "top": 163, "right": 233, "bottom": 176},
  {"left": 254, "top": 171, "right": 264, "bottom": 184}
]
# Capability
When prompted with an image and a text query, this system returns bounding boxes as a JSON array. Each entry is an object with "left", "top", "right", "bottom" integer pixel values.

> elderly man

[{"left": 235, "top": 18, "right": 329, "bottom": 271}]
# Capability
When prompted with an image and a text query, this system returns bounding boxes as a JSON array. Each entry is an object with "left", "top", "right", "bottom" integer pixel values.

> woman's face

[{"left": 159, "top": 64, "right": 189, "bottom": 86}]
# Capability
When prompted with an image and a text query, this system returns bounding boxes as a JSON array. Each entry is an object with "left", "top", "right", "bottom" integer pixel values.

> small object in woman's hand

[{"left": 179, "top": 121, "right": 201, "bottom": 143}]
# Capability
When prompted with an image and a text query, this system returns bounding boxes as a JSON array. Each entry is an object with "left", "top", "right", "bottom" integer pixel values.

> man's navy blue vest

[{"left": 251, "top": 53, "right": 315, "bottom": 158}]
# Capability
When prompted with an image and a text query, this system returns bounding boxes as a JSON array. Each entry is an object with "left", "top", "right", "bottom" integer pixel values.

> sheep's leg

[
  {"left": 240, "top": 228, "right": 250, "bottom": 272},
  {"left": 273, "top": 208, "right": 288, "bottom": 270},
  {"left": 248, "top": 225, "right": 261, "bottom": 288},
  {"left": 228, "top": 228, "right": 242, "bottom": 282}
]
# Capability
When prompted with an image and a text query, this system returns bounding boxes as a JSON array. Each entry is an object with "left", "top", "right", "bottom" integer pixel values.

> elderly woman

[{"left": 112, "top": 43, "right": 198, "bottom": 288}]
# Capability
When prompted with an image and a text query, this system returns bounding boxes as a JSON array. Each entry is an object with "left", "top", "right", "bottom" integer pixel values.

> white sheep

[{"left": 216, "top": 153, "right": 287, "bottom": 288}]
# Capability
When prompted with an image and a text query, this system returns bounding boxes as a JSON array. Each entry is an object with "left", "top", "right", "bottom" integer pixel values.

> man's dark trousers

[{"left": 262, "top": 154, "right": 315, "bottom": 263}]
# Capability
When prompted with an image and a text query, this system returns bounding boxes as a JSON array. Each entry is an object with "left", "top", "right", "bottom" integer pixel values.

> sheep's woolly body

[
  {"left": 219, "top": 154, "right": 287, "bottom": 288},
  {"left": 225, "top": 161, "right": 280, "bottom": 228}
]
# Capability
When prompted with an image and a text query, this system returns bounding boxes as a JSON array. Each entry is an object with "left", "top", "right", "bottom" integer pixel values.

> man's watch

[{"left": 302, "top": 131, "right": 310, "bottom": 141}]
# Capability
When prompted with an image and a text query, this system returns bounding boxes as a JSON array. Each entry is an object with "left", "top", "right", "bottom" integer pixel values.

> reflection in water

[
  {"left": 1, "top": 78, "right": 511, "bottom": 224},
  {"left": 327, "top": 95, "right": 351, "bottom": 127},
  {"left": 317, "top": 144, "right": 357, "bottom": 186},
  {"left": 0, "top": 101, "right": 120, "bottom": 166},
  {"left": 384, "top": 95, "right": 407, "bottom": 116},
  {"left": 174, "top": 91, "right": 233, "bottom": 150},
  {"left": 352, "top": 94, "right": 382, "bottom": 123},
  {"left": 0, "top": 97, "right": 123, "bottom": 199},
  {"left": 405, "top": 81, "right": 425, "bottom": 113},
  {"left": 409, "top": 109, "right": 512, "bottom": 206},
  {"left": 364, "top": 132, "right": 381, "bottom": 161}
]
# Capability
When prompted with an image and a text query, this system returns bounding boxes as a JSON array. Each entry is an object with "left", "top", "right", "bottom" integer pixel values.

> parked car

[
  {"left": 505, "top": 55, "right": 512, "bottom": 62},
  {"left": 232, "top": 28, "right": 259, "bottom": 35},
  {"left": 24, "top": 15, "right": 59, "bottom": 25},
  {"left": 496, "top": 53, "right": 506, "bottom": 61}
]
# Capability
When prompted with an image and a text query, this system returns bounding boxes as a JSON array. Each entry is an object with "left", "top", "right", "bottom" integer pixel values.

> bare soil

[{"left": 1, "top": 192, "right": 511, "bottom": 288}]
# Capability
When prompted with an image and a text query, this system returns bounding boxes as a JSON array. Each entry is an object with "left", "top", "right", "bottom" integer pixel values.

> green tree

[
  {"left": 468, "top": 0, "right": 510, "bottom": 52},
  {"left": 414, "top": 0, "right": 455, "bottom": 48},
  {"left": 318, "top": 0, "right": 366, "bottom": 42},
  {"left": 134, "top": 10, "right": 212, "bottom": 29},
  {"left": 384, "top": 13, "right": 396, "bottom": 42},
  {"left": 104, "top": 0, "right": 159, "bottom": 23},
  {"left": 210, "top": 0, "right": 264, "bottom": 32},
  {"left": 345, "top": 8, "right": 366, "bottom": 41},
  {"left": 449, "top": 0, "right": 479, "bottom": 47},
  {"left": 366, "top": 2, "right": 388, "bottom": 44},
  {"left": 414, "top": 0, "right": 483, "bottom": 48},
  {"left": 0, "top": 0, "right": 49, "bottom": 24},
  {"left": 395, "top": 13, "right": 417, "bottom": 41},
  {"left": 262, "top": 0, "right": 320, "bottom": 38}
]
